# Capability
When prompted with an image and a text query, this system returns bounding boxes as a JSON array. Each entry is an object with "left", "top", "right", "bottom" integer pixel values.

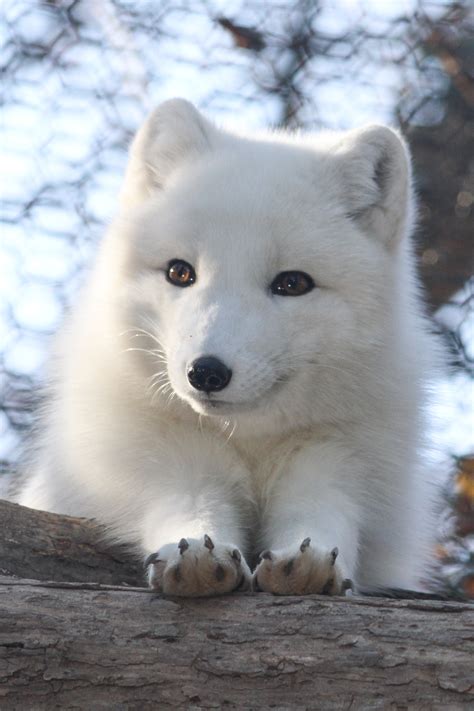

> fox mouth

[
  {"left": 188, "top": 396, "right": 253, "bottom": 416},
  {"left": 185, "top": 375, "right": 290, "bottom": 416}
]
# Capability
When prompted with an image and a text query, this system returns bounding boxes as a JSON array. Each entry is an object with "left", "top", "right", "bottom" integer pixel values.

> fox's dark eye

[
  {"left": 166, "top": 259, "right": 196, "bottom": 287},
  {"left": 270, "top": 271, "right": 315, "bottom": 296}
]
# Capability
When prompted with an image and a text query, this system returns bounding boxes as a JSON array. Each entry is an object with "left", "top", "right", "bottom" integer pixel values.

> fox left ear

[
  {"left": 120, "top": 99, "right": 216, "bottom": 209},
  {"left": 334, "top": 125, "right": 413, "bottom": 248}
]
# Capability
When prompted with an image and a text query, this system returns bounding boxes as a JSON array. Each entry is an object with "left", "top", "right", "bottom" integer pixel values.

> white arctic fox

[{"left": 19, "top": 98, "right": 440, "bottom": 596}]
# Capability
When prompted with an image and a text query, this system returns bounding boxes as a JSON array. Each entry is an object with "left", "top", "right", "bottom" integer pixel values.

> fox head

[{"left": 109, "top": 99, "right": 417, "bottom": 433}]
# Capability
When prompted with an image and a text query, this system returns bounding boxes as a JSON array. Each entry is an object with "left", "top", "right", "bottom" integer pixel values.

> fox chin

[{"left": 18, "top": 98, "right": 443, "bottom": 597}]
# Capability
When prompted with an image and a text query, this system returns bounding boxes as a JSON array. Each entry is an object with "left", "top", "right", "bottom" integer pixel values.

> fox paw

[
  {"left": 253, "top": 537, "right": 352, "bottom": 596},
  {"left": 146, "top": 535, "right": 251, "bottom": 597}
]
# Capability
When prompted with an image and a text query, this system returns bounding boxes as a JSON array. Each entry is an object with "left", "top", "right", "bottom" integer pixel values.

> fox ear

[
  {"left": 334, "top": 125, "right": 413, "bottom": 248},
  {"left": 120, "top": 99, "right": 214, "bottom": 209}
]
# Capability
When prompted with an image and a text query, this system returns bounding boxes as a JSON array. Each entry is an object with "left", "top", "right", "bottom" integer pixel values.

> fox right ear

[
  {"left": 333, "top": 125, "right": 413, "bottom": 249},
  {"left": 120, "top": 99, "right": 214, "bottom": 209}
]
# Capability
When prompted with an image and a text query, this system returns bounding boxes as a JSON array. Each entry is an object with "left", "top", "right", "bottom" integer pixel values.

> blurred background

[{"left": 1, "top": 0, "right": 473, "bottom": 597}]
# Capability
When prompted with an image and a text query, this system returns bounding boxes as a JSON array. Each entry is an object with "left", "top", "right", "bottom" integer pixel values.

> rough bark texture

[
  {"left": 1, "top": 578, "right": 473, "bottom": 710},
  {"left": 1, "top": 500, "right": 473, "bottom": 709},
  {"left": 0, "top": 500, "right": 142, "bottom": 586}
]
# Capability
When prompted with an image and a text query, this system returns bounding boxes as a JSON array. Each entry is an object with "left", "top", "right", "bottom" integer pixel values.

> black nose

[{"left": 187, "top": 356, "right": 232, "bottom": 392}]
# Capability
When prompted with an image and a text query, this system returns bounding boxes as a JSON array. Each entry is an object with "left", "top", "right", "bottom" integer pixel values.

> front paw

[
  {"left": 146, "top": 535, "right": 251, "bottom": 597},
  {"left": 253, "top": 537, "right": 351, "bottom": 596}
]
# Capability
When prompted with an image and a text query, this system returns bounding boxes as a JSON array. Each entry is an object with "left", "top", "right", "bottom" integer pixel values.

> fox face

[{"left": 113, "top": 100, "right": 412, "bottom": 430}]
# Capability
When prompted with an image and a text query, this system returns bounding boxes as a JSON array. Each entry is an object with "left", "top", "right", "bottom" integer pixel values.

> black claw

[
  {"left": 204, "top": 534, "right": 214, "bottom": 551},
  {"left": 342, "top": 578, "right": 353, "bottom": 593},
  {"left": 145, "top": 552, "right": 160, "bottom": 567},
  {"left": 330, "top": 547, "right": 339, "bottom": 565},
  {"left": 283, "top": 559, "right": 294, "bottom": 576},
  {"left": 215, "top": 564, "right": 226, "bottom": 581},
  {"left": 178, "top": 538, "right": 189, "bottom": 555},
  {"left": 260, "top": 550, "right": 273, "bottom": 561},
  {"left": 231, "top": 549, "right": 241, "bottom": 563},
  {"left": 300, "top": 537, "right": 311, "bottom": 552}
]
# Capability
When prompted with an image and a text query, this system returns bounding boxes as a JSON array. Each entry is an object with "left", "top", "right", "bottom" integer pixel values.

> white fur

[{"left": 18, "top": 99, "right": 441, "bottom": 595}]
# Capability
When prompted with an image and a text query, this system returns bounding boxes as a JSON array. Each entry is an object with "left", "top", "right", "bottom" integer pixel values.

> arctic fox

[{"left": 19, "top": 99, "right": 440, "bottom": 596}]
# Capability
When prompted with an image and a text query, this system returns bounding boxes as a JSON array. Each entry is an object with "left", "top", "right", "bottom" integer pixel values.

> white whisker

[{"left": 224, "top": 418, "right": 237, "bottom": 443}]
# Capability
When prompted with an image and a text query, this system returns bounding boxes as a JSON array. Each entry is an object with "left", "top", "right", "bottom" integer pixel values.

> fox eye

[
  {"left": 166, "top": 259, "right": 196, "bottom": 287},
  {"left": 270, "top": 271, "right": 315, "bottom": 296}
]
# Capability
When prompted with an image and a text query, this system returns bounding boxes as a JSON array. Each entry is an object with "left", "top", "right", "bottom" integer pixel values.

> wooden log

[
  {"left": 1, "top": 500, "right": 473, "bottom": 708},
  {"left": 0, "top": 500, "right": 142, "bottom": 586},
  {"left": 1, "top": 577, "right": 473, "bottom": 709}
]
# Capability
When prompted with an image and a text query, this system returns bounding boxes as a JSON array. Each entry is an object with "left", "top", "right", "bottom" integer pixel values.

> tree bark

[
  {"left": 1, "top": 500, "right": 473, "bottom": 709},
  {"left": 0, "top": 500, "right": 142, "bottom": 586},
  {"left": 1, "top": 578, "right": 473, "bottom": 710}
]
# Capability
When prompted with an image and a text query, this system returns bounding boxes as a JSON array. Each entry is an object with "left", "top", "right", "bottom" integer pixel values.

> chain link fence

[{"left": 1, "top": 0, "right": 473, "bottom": 595}]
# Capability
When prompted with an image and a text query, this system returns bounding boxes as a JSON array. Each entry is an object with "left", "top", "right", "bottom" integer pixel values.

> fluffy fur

[{"left": 19, "top": 99, "right": 441, "bottom": 596}]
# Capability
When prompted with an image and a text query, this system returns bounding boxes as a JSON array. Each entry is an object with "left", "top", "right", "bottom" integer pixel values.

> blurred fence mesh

[{"left": 1, "top": 0, "right": 473, "bottom": 595}]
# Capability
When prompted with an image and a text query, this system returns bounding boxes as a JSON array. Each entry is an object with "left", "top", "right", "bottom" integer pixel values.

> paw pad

[
  {"left": 145, "top": 535, "right": 251, "bottom": 597},
  {"left": 254, "top": 537, "right": 349, "bottom": 596}
]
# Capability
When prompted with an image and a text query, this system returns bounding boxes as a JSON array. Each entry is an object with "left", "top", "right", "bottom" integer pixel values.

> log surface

[
  {"left": 0, "top": 500, "right": 142, "bottom": 585},
  {"left": 1, "top": 578, "right": 473, "bottom": 710},
  {"left": 1, "top": 499, "right": 473, "bottom": 709}
]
